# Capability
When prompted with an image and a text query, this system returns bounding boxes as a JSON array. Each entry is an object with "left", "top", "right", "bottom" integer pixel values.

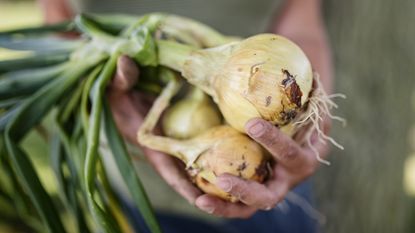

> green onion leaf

[{"left": 103, "top": 99, "right": 162, "bottom": 233}]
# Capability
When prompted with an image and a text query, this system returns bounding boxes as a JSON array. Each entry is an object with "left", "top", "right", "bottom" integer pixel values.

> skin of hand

[
  {"left": 107, "top": 55, "right": 202, "bottom": 204},
  {"left": 194, "top": 0, "right": 334, "bottom": 218}
]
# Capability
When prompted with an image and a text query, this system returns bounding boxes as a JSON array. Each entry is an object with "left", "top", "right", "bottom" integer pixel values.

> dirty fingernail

[
  {"left": 264, "top": 206, "right": 272, "bottom": 211},
  {"left": 199, "top": 204, "right": 215, "bottom": 214}
]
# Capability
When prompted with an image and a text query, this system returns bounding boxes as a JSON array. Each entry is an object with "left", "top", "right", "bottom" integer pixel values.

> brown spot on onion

[
  {"left": 280, "top": 109, "right": 298, "bottom": 121},
  {"left": 237, "top": 162, "right": 247, "bottom": 172},
  {"left": 281, "top": 69, "right": 303, "bottom": 107},
  {"left": 200, "top": 177, "right": 209, "bottom": 184},
  {"left": 265, "top": 96, "right": 272, "bottom": 107},
  {"left": 255, "top": 161, "right": 269, "bottom": 180}
]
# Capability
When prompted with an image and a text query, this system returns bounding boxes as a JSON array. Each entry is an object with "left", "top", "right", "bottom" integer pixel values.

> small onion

[
  {"left": 162, "top": 86, "right": 221, "bottom": 139},
  {"left": 190, "top": 126, "right": 267, "bottom": 201}
]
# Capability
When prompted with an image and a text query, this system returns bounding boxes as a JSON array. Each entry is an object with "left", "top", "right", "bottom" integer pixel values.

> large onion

[{"left": 157, "top": 34, "right": 313, "bottom": 135}]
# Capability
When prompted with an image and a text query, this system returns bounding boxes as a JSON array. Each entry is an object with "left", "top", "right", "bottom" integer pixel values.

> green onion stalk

[{"left": 0, "top": 12, "right": 247, "bottom": 233}]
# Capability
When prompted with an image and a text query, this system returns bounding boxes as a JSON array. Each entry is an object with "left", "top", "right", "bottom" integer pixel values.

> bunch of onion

[
  {"left": 138, "top": 34, "right": 344, "bottom": 201},
  {"left": 155, "top": 34, "right": 345, "bottom": 164},
  {"left": 139, "top": 29, "right": 345, "bottom": 200}
]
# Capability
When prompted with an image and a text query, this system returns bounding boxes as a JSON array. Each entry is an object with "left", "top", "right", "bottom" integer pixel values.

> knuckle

[
  {"left": 261, "top": 127, "right": 279, "bottom": 147},
  {"left": 280, "top": 146, "right": 298, "bottom": 161}
]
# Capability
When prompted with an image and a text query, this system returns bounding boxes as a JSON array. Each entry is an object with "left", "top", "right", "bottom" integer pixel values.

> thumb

[{"left": 110, "top": 55, "right": 139, "bottom": 92}]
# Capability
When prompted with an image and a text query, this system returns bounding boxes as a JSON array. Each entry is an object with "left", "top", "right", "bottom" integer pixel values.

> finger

[
  {"left": 215, "top": 174, "right": 284, "bottom": 210},
  {"left": 195, "top": 194, "right": 257, "bottom": 218},
  {"left": 245, "top": 118, "right": 308, "bottom": 168},
  {"left": 302, "top": 131, "right": 330, "bottom": 166},
  {"left": 108, "top": 94, "right": 145, "bottom": 143},
  {"left": 110, "top": 55, "right": 139, "bottom": 92},
  {"left": 267, "top": 164, "right": 294, "bottom": 194},
  {"left": 144, "top": 149, "right": 202, "bottom": 204}
]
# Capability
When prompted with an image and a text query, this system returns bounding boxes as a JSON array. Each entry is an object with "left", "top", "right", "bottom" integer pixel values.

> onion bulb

[
  {"left": 162, "top": 86, "right": 222, "bottom": 139},
  {"left": 157, "top": 34, "right": 313, "bottom": 135},
  {"left": 137, "top": 75, "right": 268, "bottom": 202}
]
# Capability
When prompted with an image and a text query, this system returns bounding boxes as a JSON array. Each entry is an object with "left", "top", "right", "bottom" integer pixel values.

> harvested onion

[{"left": 157, "top": 34, "right": 313, "bottom": 135}]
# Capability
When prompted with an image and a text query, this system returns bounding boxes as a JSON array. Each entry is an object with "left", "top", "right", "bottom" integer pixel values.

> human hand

[
  {"left": 194, "top": 117, "right": 330, "bottom": 218},
  {"left": 107, "top": 55, "right": 202, "bottom": 203}
]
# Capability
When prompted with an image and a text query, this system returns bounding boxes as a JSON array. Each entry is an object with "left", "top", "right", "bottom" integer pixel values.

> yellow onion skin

[
  {"left": 162, "top": 88, "right": 221, "bottom": 139},
  {"left": 188, "top": 126, "right": 268, "bottom": 202},
  {"left": 213, "top": 34, "right": 313, "bottom": 133}
]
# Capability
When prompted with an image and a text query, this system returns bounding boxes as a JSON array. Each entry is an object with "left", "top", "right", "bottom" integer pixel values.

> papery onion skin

[{"left": 213, "top": 34, "right": 313, "bottom": 132}]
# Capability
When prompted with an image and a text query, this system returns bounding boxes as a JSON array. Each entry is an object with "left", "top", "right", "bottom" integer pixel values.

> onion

[
  {"left": 157, "top": 34, "right": 313, "bottom": 135},
  {"left": 162, "top": 86, "right": 222, "bottom": 139},
  {"left": 137, "top": 74, "right": 268, "bottom": 202}
]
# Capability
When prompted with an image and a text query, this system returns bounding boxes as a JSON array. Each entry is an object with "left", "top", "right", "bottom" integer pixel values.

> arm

[
  {"left": 195, "top": 0, "right": 334, "bottom": 218},
  {"left": 273, "top": 0, "right": 333, "bottom": 92},
  {"left": 37, "top": 0, "right": 73, "bottom": 24}
]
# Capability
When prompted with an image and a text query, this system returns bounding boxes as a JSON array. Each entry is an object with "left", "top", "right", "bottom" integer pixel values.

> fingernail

[
  {"left": 217, "top": 178, "right": 232, "bottom": 192},
  {"left": 247, "top": 121, "right": 265, "bottom": 136},
  {"left": 264, "top": 206, "right": 272, "bottom": 211},
  {"left": 199, "top": 205, "right": 215, "bottom": 214}
]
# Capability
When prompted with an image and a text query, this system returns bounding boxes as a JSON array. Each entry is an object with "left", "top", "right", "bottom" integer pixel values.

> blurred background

[
  {"left": 0, "top": 0, "right": 414, "bottom": 232},
  {"left": 317, "top": 0, "right": 415, "bottom": 232}
]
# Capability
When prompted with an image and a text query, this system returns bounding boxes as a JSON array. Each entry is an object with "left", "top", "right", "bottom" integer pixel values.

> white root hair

[{"left": 292, "top": 73, "right": 346, "bottom": 165}]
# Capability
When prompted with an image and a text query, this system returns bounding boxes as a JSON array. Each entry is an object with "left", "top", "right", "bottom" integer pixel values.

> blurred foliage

[
  {"left": 315, "top": 0, "right": 415, "bottom": 233},
  {"left": 0, "top": 1, "right": 42, "bottom": 30},
  {"left": 0, "top": 0, "right": 42, "bottom": 60}
]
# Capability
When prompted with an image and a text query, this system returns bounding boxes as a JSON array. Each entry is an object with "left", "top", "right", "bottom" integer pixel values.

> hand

[
  {"left": 194, "top": 117, "right": 330, "bottom": 218},
  {"left": 107, "top": 55, "right": 202, "bottom": 203}
]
